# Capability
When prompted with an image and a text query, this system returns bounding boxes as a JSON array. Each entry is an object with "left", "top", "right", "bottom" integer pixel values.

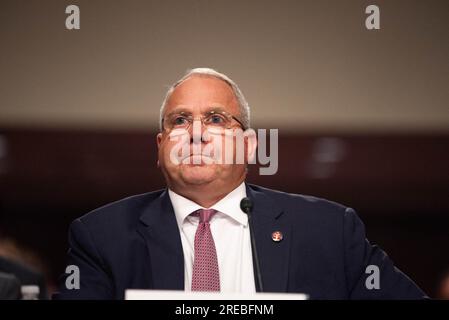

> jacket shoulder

[
  {"left": 76, "top": 189, "right": 165, "bottom": 228},
  {"left": 248, "top": 184, "right": 351, "bottom": 218}
]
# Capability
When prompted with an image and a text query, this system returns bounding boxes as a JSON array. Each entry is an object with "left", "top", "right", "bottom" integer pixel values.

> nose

[{"left": 190, "top": 119, "right": 209, "bottom": 144}]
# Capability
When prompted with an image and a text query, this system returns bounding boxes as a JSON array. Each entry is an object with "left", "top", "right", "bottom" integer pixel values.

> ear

[
  {"left": 244, "top": 129, "right": 257, "bottom": 164},
  {"left": 156, "top": 132, "right": 163, "bottom": 149},
  {"left": 156, "top": 133, "right": 163, "bottom": 168}
]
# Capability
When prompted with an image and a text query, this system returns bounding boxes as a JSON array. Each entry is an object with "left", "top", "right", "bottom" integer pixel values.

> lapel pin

[{"left": 271, "top": 231, "right": 283, "bottom": 242}]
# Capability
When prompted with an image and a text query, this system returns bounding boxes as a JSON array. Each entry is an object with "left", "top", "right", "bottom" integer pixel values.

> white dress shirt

[{"left": 168, "top": 182, "right": 256, "bottom": 293}]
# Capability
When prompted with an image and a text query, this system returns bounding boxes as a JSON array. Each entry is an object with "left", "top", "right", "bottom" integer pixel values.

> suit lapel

[
  {"left": 246, "top": 184, "right": 291, "bottom": 292},
  {"left": 135, "top": 185, "right": 290, "bottom": 293},
  {"left": 137, "top": 189, "right": 185, "bottom": 290}
]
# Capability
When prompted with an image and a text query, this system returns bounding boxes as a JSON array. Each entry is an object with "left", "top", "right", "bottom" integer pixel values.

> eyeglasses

[{"left": 162, "top": 110, "right": 246, "bottom": 132}]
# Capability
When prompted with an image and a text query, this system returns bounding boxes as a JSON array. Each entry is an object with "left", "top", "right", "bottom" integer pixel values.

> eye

[
  {"left": 172, "top": 116, "right": 189, "bottom": 127},
  {"left": 207, "top": 114, "right": 226, "bottom": 125}
]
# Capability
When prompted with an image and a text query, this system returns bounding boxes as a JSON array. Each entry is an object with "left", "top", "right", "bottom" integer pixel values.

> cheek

[
  {"left": 221, "top": 134, "right": 244, "bottom": 163},
  {"left": 160, "top": 135, "right": 191, "bottom": 166},
  {"left": 158, "top": 140, "right": 175, "bottom": 165}
]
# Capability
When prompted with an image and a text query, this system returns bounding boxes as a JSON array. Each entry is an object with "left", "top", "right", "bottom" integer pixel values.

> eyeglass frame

[{"left": 161, "top": 109, "right": 247, "bottom": 132}]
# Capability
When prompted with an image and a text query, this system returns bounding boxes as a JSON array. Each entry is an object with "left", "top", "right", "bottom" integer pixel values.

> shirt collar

[{"left": 168, "top": 182, "right": 248, "bottom": 228}]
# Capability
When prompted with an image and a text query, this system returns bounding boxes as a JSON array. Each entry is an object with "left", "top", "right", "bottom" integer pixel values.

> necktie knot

[{"left": 197, "top": 209, "right": 216, "bottom": 223}]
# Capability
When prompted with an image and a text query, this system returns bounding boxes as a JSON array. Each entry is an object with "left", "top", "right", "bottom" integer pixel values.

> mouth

[
  {"left": 182, "top": 154, "right": 215, "bottom": 165},
  {"left": 181, "top": 153, "right": 213, "bottom": 160}
]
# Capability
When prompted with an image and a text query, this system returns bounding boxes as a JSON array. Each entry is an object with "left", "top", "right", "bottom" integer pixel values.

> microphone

[{"left": 240, "top": 197, "right": 264, "bottom": 292}]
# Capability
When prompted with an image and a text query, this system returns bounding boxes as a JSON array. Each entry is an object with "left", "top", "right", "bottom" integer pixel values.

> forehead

[{"left": 164, "top": 75, "right": 239, "bottom": 115}]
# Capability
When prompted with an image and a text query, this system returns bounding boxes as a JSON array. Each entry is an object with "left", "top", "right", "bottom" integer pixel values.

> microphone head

[{"left": 240, "top": 197, "right": 253, "bottom": 214}]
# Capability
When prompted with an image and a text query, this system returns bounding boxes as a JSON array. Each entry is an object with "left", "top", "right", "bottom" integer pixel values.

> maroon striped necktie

[{"left": 191, "top": 209, "right": 220, "bottom": 292}]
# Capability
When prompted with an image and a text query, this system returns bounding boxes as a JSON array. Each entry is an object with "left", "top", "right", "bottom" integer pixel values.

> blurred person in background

[
  {"left": 0, "top": 272, "right": 20, "bottom": 299},
  {"left": 0, "top": 237, "right": 49, "bottom": 299},
  {"left": 437, "top": 269, "right": 449, "bottom": 300}
]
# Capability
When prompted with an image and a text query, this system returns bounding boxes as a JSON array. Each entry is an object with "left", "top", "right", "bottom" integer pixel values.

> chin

[{"left": 180, "top": 165, "right": 218, "bottom": 185}]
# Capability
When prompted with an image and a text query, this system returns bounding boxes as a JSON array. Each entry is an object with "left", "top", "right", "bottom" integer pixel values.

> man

[{"left": 57, "top": 68, "right": 426, "bottom": 299}]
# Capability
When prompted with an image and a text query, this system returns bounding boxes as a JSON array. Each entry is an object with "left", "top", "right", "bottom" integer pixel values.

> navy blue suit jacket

[{"left": 57, "top": 184, "right": 426, "bottom": 299}]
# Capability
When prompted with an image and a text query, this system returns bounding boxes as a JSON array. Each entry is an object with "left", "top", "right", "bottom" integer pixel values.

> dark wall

[{"left": 0, "top": 128, "right": 448, "bottom": 296}]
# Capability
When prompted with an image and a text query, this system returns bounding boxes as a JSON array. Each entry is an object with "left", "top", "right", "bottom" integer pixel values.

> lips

[
  {"left": 180, "top": 154, "right": 216, "bottom": 165},
  {"left": 182, "top": 153, "right": 214, "bottom": 161}
]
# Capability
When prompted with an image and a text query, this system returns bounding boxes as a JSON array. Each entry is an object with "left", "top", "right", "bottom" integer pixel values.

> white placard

[{"left": 125, "top": 289, "right": 308, "bottom": 300}]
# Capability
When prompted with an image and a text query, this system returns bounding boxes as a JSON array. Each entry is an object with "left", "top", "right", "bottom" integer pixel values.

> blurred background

[{"left": 0, "top": 0, "right": 448, "bottom": 298}]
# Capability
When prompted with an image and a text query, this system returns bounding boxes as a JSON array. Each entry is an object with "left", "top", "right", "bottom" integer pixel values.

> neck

[{"left": 169, "top": 178, "right": 245, "bottom": 208}]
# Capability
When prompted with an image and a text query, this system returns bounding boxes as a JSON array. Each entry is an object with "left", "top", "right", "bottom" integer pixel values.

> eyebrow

[
  {"left": 166, "top": 106, "right": 192, "bottom": 115},
  {"left": 167, "top": 105, "right": 228, "bottom": 116}
]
